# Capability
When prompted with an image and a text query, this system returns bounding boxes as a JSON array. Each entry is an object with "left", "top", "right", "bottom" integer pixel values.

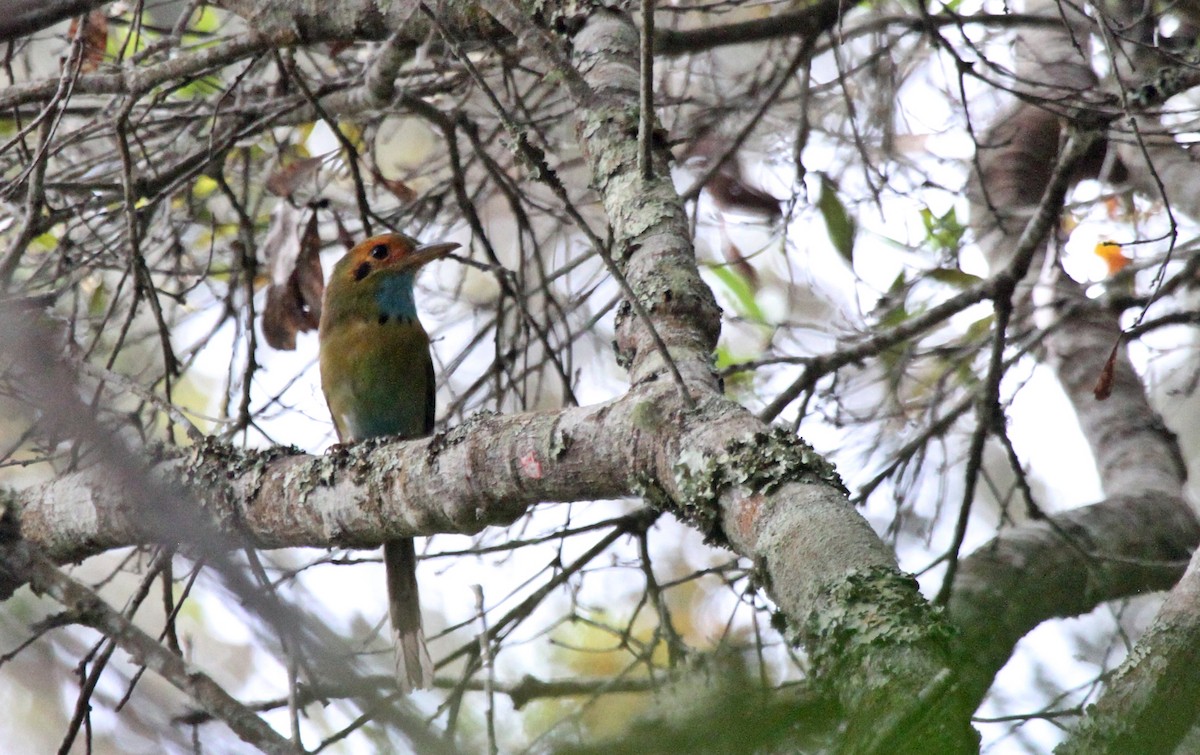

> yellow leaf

[
  {"left": 191, "top": 6, "right": 221, "bottom": 33},
  {"left": 336, "top": 121, "right": 366, "bottom": 153},
  {"left": 192, "top": 175, "right": 218, "bottom": 199}
]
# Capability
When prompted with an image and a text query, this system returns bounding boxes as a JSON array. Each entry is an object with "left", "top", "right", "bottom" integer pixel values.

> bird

[{"left": 318, "top": 231, "right": 459, "bottom": 692}]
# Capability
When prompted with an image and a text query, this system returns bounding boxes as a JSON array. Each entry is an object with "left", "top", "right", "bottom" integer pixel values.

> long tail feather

[{"left": 384, "top": 538, "right": 432, "bottom": 692}]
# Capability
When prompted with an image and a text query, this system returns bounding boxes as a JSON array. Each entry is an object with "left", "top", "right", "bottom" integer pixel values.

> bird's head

[
  {"left": 322, "top": 232, "right": 460, "bottom": 328},
  {"left": 334, "top": 233, "right": 460, "bottom": 286}
]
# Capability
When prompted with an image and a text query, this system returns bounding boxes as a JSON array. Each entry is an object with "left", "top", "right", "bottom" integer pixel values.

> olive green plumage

[{"left": 318, "top": 232, "right": 457, "bottom": 692}]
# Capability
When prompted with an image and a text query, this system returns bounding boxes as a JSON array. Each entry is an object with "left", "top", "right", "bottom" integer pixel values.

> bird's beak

[{"left": 405, "top": 241, "right": 460, "bottom": 270}]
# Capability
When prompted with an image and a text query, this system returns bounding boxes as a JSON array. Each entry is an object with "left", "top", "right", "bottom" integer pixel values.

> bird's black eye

[{"left": 370, "top": 244, "right": 389, "bottom": 260}]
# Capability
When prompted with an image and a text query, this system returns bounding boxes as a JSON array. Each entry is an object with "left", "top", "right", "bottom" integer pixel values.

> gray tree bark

[{"left": 3, "top": 0, "right": 1199, "bottom": 752}]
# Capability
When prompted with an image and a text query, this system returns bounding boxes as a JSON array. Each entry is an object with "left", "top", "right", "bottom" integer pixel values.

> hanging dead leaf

[
  {"left": 266, "top": 156, "right": 324, "bottom": 199},
  {"left": 372, "top": 167, "right": 418, "bottom": 204},
  {"left": 685, "top": 134, "right": 782, "bottom": 220},
  {"left": 261, "top": 203, "right": 325, "bottom": 350},
  {"left": 1093, "top": 342, "right": 1119, "bottom": 400},
  {"left": 296, "top": 212, "right": 324, "bottom": 316},
  {"left": 66, "top": 10, "right": 108, "bottom": 73},
  {"left": 331, "top": 210, "right": 355, "bottom": 250}
]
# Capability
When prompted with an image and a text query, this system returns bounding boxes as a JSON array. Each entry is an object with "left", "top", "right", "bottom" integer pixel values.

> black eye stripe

[
  {"left": 353, "top": 261, "right": 371, "bottom": 281},
  {"left": 370, "top": 244, "right": 389, "bottom": 259}
]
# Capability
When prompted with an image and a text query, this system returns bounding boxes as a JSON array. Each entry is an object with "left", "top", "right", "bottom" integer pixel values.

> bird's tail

[{"left": 384, "top": 538, "right": 433, "bottom": 692}]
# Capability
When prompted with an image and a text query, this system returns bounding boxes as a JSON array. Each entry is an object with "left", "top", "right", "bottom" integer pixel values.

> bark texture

[
  {"left": 1056, "top": 547, "right": 1200, "bottom": 754},
  {"left": 958, "top": 0, "right": 1200, "bottom": 747},
  {"left": 1, "top": 5, "right": 981, "bottom": 752},
  {"left": 4, "top": 0, "right": 1200, "bottom": 751}
]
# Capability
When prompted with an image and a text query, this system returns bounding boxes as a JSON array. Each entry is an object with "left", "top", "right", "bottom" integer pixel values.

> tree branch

[
  {"left": 947, "top": 491, "right": 1199, "bottom": 710},
  {"left": 1056, "top": 541, "right": 1200, "bottom": 754},
  {"left": 0, "top": 536, "right": 300, "bottom": 754},
  {"left": 0, "top": 0, "right": 110, "bottom": 44},
  {"left": 959, "top": 3, "right": 1197, "bottom": 747}
]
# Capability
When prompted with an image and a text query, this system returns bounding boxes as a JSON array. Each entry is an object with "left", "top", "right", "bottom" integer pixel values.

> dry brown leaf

[
  {"left": 685, "top": 135, "right": 781, "bottom": 220},
  {"left": 266, "top": 156, "right": 324, "bottom": 199},
  {"left": 1093, "top": 342, "right": 1119, "bottom": 400},
  {"left": 373, "top": 167, "right": 418, "bottom": 204},
  {"left": 67, "top": 10, "right": 108, "bottom": 73},
  {"left": 261, "top": 203, "right": 325, "bottom": 350}
]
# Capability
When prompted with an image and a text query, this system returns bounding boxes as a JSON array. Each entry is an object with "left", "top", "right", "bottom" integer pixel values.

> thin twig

[
  {"left": 638, "top": 0, "right": 654, "bottom": 181},
  {"left": 8, "top": 541, "right": 301, "bottom": 754},
  {"left": 473, "top": 585, "right": 498, "bottom": 755}
]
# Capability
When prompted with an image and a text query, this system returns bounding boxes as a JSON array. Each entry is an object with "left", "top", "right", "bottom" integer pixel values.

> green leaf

[
  {"left": 190, "top": 6, "right": 221, "bottom": 34},
  {"left": 708, "top": 264, "right": 766, "bottom": 324},
  {"left": 715, "top": 345, "right": 755, "bottom": 395},
  {"left": 817, "top": 173, "right": 856, "bottom": 262},
  {"left": 32, "top": 230, "right": 60, "bottom": 251},
  {"left": 875, "top": 272, "right": 910, "bottom": 328},
  {"left": 927, "top": 267, "right": 982, "bottom": 288},
  {"left": 192, "top": 175, "right": 219, "bottom": 199},
  {"left": 919, "top": 206, "right": 966, "bottom": 255},
  {"left": 87, "top": 281, "right": 108, "bottom": 317},
  {"left": 963, "top": 314, "right": 995, "bottom": 343}
]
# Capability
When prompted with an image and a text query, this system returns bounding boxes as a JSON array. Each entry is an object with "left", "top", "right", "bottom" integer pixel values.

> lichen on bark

[
  {"left": 671, "top": 426, "right": 848, "bottom": 545},
  {"left": 804, "top": 566, "right": 956, "bottom": 684}
]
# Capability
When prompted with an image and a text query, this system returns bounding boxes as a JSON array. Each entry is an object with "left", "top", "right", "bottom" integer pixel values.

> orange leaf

[
  {"left": 67, "top": 11, "right": 107, "bottom": 73},
  {"left": 1093, "top": 240, "right": 1129, "bottom": 275},
  {"left": 1103, "top": 196, "right": 1123, "bottom": 220}
]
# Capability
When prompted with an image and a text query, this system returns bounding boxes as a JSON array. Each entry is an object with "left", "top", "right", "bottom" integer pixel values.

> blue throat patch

[{"left": 375, "top": 272, "right": 418, "bottom": 321}]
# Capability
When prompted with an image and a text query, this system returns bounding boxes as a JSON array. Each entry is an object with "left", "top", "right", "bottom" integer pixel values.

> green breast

[{"left": 319, "top": 318, "right": 435, "bottom": 442}]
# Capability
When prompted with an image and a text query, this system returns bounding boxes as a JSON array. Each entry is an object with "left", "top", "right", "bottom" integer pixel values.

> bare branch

[{"left": 0, "top": 538, "right": 300, "bottom": 754}]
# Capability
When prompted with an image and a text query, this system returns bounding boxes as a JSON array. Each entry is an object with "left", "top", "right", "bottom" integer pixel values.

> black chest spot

[{"left": 375, "top": 313, "right": 413, "bottom": 326}]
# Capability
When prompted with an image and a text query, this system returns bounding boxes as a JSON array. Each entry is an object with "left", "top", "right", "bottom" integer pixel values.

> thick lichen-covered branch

[
  {"left": 670, "top": 426, "right": 846, "bottom": 545},
  {"left": 559, "top": 11, "right": 975, "bottom": 751},
  {"left": 14, "top": 392, "right": 639, "bottom": 563},
  {"left": 948, "top": 491, "right": 1199, "bottom": 713}
]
